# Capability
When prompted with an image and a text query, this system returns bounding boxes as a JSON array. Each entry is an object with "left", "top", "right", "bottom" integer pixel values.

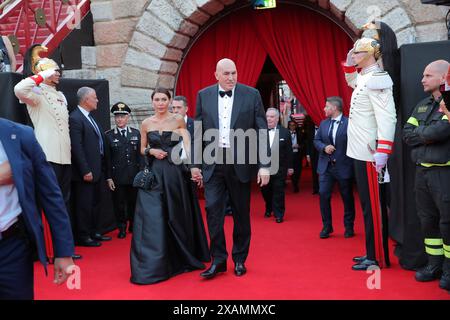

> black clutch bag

[{"left": 133, "top": 154, "right": 157, "bottom": 190}]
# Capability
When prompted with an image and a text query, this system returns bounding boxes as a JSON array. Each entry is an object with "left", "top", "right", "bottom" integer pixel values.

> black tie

[
  {"left": 219, "top": 90, "right": 232, "bottom": 98},
  {"left": 88, "top": 113, "right": 104, "bottom": 155},
  {"left": 121, "top": 129, "right": 126, "bottom": 138},
  {"left": 328, "top": 120, "right": 336, "bottom": 145}
]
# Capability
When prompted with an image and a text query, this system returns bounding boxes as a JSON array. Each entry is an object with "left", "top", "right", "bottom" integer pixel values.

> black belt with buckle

[{"left": 0, "top": 220, "right": 22, "bottom": 241}]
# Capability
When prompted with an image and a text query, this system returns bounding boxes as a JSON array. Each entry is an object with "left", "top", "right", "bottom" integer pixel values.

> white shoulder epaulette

[{"left": 366, "top": 71, "right": 393, "bottom": 90}]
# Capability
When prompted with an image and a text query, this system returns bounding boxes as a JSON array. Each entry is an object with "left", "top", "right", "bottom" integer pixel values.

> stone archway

[{"left": 66, "top": 0, "right": 448, "bottom": 125}]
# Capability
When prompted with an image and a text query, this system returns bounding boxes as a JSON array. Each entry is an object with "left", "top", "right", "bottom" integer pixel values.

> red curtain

[
  {"left": 250, "top": 6, "right": 353, "bottom": 125},
  {"left": 176, "top": 4, "right": 353, "bottom": 124},
  {"left": 176, "top": 8, "right": 267, "bottom": 117}
]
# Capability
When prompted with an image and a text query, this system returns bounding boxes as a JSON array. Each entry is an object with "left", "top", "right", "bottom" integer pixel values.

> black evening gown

[{"left": 130, "top": 131, "right": 210, "bottom": 284}]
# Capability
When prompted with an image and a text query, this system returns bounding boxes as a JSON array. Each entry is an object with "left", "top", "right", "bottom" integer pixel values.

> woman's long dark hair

[{"left": 151, "top": 87, "right": 171, "bottom": 100}]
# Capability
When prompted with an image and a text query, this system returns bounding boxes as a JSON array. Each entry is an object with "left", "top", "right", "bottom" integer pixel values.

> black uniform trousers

[
  {"left": 0, "top": 223, "right": 34, "bottom": 300},
  {"left": 261, "top": 171, "right": 287, "bottom": 219},
  {"left": 50, "top": 162, "right": 72, "bottom": 217},
  {"left": 112, "top": 184, "right": 137, "bottom": 229},
  {"left": 291, "top": 151, "right": 303, "bottom": 191},
  {"left": 415, "top": 166, "right": 450, "bottom": 255},
  {"left": 354, "top": 160, "right": 377, "bottom": 261},
  {"left": 319, "top": 166, "right": 355, "bottom": 229},
  {"left": 204, "top": 163, "right": 251, "bottom": 265}
]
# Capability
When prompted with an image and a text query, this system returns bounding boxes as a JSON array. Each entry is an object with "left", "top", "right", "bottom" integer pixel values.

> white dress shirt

[
  {"left": 180, "top": 116, "right": 188, "bottom": 160},
  {"left": 218, "top": 85, "right": 235, "bottom": 148},
  {"left": 290, "top": 130, "right": 298, "bottom": 152},
  {"left": 329, "top": 113, "right": 342, "bottom": 145},
  {"left": 0, "top": 140, "right": 22, "bottom": 232},
  {"left": 268, "top": 127, "right": 276, "bottom": 148}
]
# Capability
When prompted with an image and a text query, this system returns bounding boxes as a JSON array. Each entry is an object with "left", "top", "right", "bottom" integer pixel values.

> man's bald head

[
  {"left": 422, "top": 60, "right": 449, "bottom": 94},
  {"left": 426, "top": 60, "right": 449, "bottom": 75},
  {"left": 215, "top": 58, "right": 237, "bottom": 91}
]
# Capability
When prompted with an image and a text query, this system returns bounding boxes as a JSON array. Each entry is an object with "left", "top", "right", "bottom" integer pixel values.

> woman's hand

[{"left": 150, "top": 148, "right": 168, "bottom": 160}]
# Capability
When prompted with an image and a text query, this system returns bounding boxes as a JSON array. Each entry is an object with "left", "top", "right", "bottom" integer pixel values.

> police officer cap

[{"left": 111, "top": 102, "right": 131, "bottom": 115}]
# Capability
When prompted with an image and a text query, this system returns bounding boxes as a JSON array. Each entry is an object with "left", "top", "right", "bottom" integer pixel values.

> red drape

[
  {"left": 250, "top": 6, "right": 353, "bottom": 125},
  {"left": 176, "top": 4, "right": 353, "bottom": 124},
  {"left": 176, "top": 8, "right": 267, "bottom": 117}
]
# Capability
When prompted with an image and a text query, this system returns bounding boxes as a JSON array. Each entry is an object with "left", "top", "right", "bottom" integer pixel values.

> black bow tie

[
  {"left": 269, "top": 128, "right": 275, "bottom": 131},
  {"left": 219, "top": 90, "right": 232, "bottom": 98}
]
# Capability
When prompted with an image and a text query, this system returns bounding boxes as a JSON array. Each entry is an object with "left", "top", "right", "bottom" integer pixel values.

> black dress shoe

[
  {"left": 353, "top": 255, "right": 367, "bottom": 262},
  {"left": 264, "top": 212, "right": 272, "bottom": 218},
  {"left": 72, "top": 254, "right": 82, "bottom": 260},
  {"left": 234, "top": 262, "right": 247, "bottom": 276},
  {"left": 200, "top": 262, "right": 227, "bottom": 279},
  {"left": 344, "top": 228, "right": 355, "bottom": 238},
  {"left": 78, "top": 237, "right": 102, "bottom": 247},
  {"left": 275, "top": 217, "right": 283, "bottom": 223},
  {"left": 319, "top": 226, "right": 333, "bottom": 239},
  {"left": 118, "top": 230, "right": 126, "bottom": 239},
  {"left": 352, "top": 259, "right": 378, "bottom": 271},
  {"left": 92, "top": 233, "right": 112, "bottom": 241}
]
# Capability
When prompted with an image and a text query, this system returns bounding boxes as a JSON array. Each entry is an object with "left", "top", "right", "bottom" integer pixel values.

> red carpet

[{"left": 34, "top": 168, "right": 450, "bottom": 300}]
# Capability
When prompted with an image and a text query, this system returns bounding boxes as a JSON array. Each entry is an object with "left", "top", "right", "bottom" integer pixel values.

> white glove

[
  {"left": 373, "top": 152, "right": 388, "bottom": 173},
  {"left": 345, "top": 49, "right": 355, "bottom": 67},
  {"left": 38, "top": 68, "right": 57, "bottom": 79}
]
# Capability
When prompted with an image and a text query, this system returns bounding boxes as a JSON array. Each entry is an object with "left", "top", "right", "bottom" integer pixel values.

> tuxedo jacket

[
  {"left": 186, "top": 116, "right": 194, "bottom": 139},
  {"left": 270, "top": 125, "right": 293, "bottom": 177},
  {"left": 313, "top": 116, "right": 353, "bottom": 179},
  {"left": 194, "top": 83, "right": 268, "bottom": 183},
  {"left": 0, "top": 118, "right": 74, "bottom": 267},
  {"left": 69, "top": 108, "right": 107, "bottom": 182}
]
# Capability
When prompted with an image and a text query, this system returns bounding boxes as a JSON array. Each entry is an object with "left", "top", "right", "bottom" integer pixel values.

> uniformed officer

[
  {"left": 342, "top": 35, "right": 397, "bottom": 270},
  {"left": 105, "top": 102, "right": 142, "bottom": 239},
  {"left": 14, "top": 45, "right": 81, "bottom": 260},
  {"left": 403, "top": 60, "right": 450, "bottom": 292},
  {"left": 14, "top": 46, "right": 71, "bottom": 210}
]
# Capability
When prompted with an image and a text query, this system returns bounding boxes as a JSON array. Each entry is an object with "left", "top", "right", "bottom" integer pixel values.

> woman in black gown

[{"left": 130, "top": 88, "right": 210, "bottom": 284}]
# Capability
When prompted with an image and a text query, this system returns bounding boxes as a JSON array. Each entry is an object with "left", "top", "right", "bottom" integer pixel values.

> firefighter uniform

[
  {"left": 105, "top": 103, "right": 142, "bottom": 237},
  {"left": 403, "top": 91, "right": 450, "bottom": 291}
]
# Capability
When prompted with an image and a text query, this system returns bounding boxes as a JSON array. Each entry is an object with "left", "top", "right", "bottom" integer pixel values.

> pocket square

[{"left": 280, "top": 138, "right": 285, "bottom": 141}]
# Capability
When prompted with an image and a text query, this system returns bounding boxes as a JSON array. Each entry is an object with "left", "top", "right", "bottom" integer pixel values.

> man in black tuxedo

[
  {"left": 261, "top": 108, "right": 293, "bottom": 223},
  {"left": 313, "top": 96, "right": 355, "bottom": 239},
  {"left": 69, "top": 87, "right": 112, "bottom": 247},
  {"left": 288, "top": 120, "right": 306, "bottom": 193},
  {"left": 191, "top": 58, "right": 270, "bottom": 279},
  {"left": 173, "top": 95, "right": 234, "bottom": 215}
]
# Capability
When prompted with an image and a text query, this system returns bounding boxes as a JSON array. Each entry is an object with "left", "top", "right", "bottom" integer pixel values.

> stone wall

[{"left": 63, "top": 0, "right": 449, "bottom": 127}]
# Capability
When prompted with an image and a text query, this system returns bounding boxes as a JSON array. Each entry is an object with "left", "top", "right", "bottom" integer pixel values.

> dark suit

[
  {"left": 194, "top": 83, "right": 267, "bottom": 263},
  {"left": 105, "top": 127, "right": 141, "bottom": 230},
  {"left": 0, "top": 118, "right": 74, "bottom": 299},
  {"left": 186, "top": 116, "right": 194, "bottom": 138},
  {"left": 69, "top": 107, "right": 107, "bottom": 240},
  {"left": 261, "top": 125, "right": 293, "bottom": 219},
  {"left": 314, "top": 115, "right": 355, "bottom": 229},
  {"left": 289, "top": 126, "right": 307, "bottom": 192}
]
